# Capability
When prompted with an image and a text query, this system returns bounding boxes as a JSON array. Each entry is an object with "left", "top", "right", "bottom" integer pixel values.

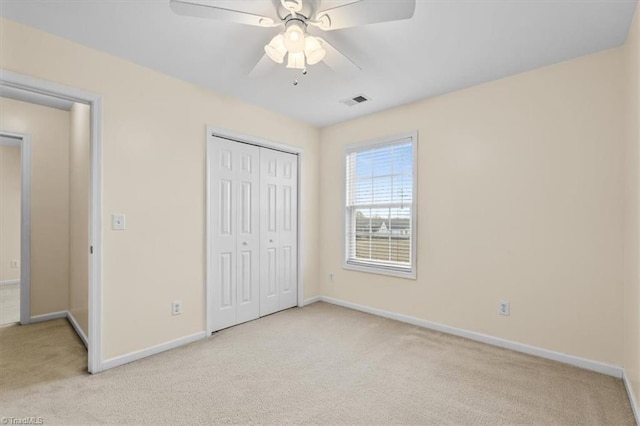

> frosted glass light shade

[
  {"left": 265, "top": 34, "right": 287, "bottom": 64},
  {"left": 304, "top": 36, "right": 326, "bottom": 65},
  {"left": 286, "top": 51, "right": 306, "bottom": 69},
  {"left": 284, "top": 22, "right": 305, "bottom": 53}
]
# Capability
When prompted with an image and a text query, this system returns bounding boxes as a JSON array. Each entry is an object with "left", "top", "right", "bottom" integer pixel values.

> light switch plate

[{"left": 112, "top": 214, "right": 126, "bottom": 230}]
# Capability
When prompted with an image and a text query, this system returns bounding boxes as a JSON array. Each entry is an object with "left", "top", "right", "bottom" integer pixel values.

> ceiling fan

[{"left": 169, "top": 0, "right": 416, "bottom": 77}]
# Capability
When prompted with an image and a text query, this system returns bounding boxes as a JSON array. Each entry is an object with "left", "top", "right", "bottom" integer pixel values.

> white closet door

[
  {"left": 260, "top": 148, "right": 298, "bottom": 316},
  {"left": 209, "top": 137, "right": 260, "bottom": 332},
  {"left": 235, "top": 143, "right": 261, "bottom": 324}
]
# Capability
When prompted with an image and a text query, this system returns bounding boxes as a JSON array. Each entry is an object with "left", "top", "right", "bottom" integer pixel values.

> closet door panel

[
  {"left": 260, "top": 148, "right": 298, "bottom": 316},
  {"left": 260, "top": 149, "right": 281, "bottom": 317},
  {"left": 278, "top": 154, "right": 298, "bottom": 310},
  {"left": 235, "top": 145, "right": 261, "bottom": 324},
  {"left": 209, "top": 139, "right": 239, "bottom": 332}
]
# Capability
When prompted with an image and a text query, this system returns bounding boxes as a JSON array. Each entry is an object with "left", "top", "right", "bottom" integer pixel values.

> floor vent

[{"left": 341, "top": 94, "right": 370, "bottom": 106}]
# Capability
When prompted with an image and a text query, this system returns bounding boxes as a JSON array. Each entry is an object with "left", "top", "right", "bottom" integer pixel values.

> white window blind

[{"left": 345, "top": 136, "right": 416, "bottom": 277}]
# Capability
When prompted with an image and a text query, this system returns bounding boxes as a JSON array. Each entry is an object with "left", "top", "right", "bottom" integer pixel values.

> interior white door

[
  {"left": 260, "top": 148, "right": 298, "bottom": 316},
  {"left": 209, "top": 137, "right": 260, "bottom": 332}
]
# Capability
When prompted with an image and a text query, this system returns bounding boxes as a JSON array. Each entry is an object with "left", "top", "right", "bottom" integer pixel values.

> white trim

[
  {"left": 1, "top": 69, "right": 104, "bottom": 374},
  {"left": 205, "top": 127, "right": 306, "bottom": 336},
  {"left": 30, "top": 311, "right": 68, "bottom": 323},
  {"left": 0, "top": 280, "right": 20, "bottom": 286},
  {"left": 88, "top": 97, "right": 103, "bottom": 374},
  {"left": 342, "top": 131, "right": 418, "bottom": 280},
  {"left": 0, "top": 131, "right": 32, "bottom": 326},
  {"left": 318, "top": 296, "right": 623, "bottom": 378},
  {"left": 102, "top": 331, "right": 206, "bottom": 371},
  {"left": 623, "top": 369, "right": 640, "bottom": 425},
  {"left": 0, "top": 135, "right": 21, "bottom": 147},
  {"left": 303, "top": 296, "right": 321, "bottom": 306},
  {"left": 20, "top": 133, "right": 31, "bottom": 326},
  {"left": 205, "top": 133, "right": 213, "bottom": 337},
  {"left": 210, "top": 127, "right": 306, "bottom": 156},
  {"left": 296, "top": 153, "right": 305, "bottom": 308},
  {"left": 67, "top": 311, "right": 88, "bottom": 348}
]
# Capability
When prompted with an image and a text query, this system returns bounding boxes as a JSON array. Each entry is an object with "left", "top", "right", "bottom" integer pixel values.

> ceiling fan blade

[
  {"left": 318, "top": 38, "right": 362, "bottom": 79},
  {"left": 170, "top": 0, "right": 278, "bottom": 27},
  {"left": 316, "top": 0, "right": 416, "bottom": 31},
  {"left": 249, "top": 54, "right": 277, "bottom": 78}
]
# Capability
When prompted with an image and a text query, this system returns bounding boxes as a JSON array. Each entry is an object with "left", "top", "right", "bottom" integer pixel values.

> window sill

[{"left": 342, "top": 261, "right": 416, "bottom": 280}]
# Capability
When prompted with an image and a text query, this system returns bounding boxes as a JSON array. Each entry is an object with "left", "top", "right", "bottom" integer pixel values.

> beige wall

[
  {"left": 0, "top": 18, "right": 321, "bottom": 360},
  {"left": 0, "top": 145, "right": 20, "bottom": 282},
  {"left": 0, "top": 98, "right": 70, "bottom": 316},
  {"left": 320, "top": 48, "right": 627, "bottom": 366},
  {"left": 623, "top": 4, "right": 640, "bottom": 412},
  {"left": 68, "top": 102, "right": 90, "bottom": 336}
]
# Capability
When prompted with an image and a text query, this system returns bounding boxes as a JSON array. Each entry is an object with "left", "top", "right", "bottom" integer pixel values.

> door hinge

[{"left": 90, "top": 246, "right": 94, "bottom": 254}]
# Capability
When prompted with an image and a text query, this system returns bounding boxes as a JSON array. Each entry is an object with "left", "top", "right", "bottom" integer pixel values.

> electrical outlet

[
  {"left": 10, "top": 260, "right": 19, "bottom": 268},
  {"left": 499, "top": 301, "right": 510, "bottom": 316},
  {"left": 329, "top": 273, "right": 334, "bottom": 282},
  {"left": 172, "top": 300, "right": 182, "bottom": 316}
]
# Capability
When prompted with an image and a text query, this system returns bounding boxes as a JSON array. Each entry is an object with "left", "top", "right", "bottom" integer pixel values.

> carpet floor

[
  {"left": 0, "top": 302, "right": 635, "bottom": 425},
  {"left": 0, "top": 283, "right": 20, "bottom": 325}
]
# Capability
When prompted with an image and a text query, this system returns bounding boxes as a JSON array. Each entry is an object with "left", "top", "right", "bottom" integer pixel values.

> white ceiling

[{"left": 1, "top": 0, "right": 637, "bottom": 127}]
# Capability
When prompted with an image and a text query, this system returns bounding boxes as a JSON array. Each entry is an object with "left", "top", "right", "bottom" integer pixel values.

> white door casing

[{"left": 0, "top": 70, "right": 103, "bottom": 373}]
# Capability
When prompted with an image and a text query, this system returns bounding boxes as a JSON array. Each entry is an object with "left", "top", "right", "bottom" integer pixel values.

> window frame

[{"left": 343, "top": 132, "right": 418, "bottom": 280}]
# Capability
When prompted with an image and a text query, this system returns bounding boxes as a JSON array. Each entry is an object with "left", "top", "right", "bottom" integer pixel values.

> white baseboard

[
  {"left": 66, "top": 311, "right": 88, "bottom": 348},
  {"left": 102, "top": 331, "right": 206, "bottom": 371},
  {"left": 30, "top": 311, "right": 67, "bottom": 323},
  {"left": 623, "top": 369, "right": 640, "bottom": 425},
  {"left": 303, "top": 296, "right": 321, "bottom": 306},
  {"left": 0, "top": 279, "right": 20, "bottom": 286},
  {"left": 318, "top": 296, "right": 623, "bottom": 378}
]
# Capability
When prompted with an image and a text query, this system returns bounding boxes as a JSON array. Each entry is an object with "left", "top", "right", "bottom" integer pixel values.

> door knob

[
  {"left": 242, "top": 242, "right": 248, "bottom": 245},
  {"left": 269, "top": 239, "right": 273, "bottom": 243}
]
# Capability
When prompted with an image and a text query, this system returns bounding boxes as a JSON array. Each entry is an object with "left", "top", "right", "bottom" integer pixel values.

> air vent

[{"left": 341, "top": 94, "right": 371, "bottom": 107}]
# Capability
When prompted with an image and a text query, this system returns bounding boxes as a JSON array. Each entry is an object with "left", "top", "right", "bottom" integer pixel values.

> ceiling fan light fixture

[
  {"left": 265, "top": 34, "right": 287, "bottom": 63},
  {"left": 284, "top": 21, "right": 305, "bottom": 53},
  {"left": 286, "top": 51, "right": 306, "bottom": 69},
  {"left": 304, "top": 36, "right": 326, "bottom": 65}
]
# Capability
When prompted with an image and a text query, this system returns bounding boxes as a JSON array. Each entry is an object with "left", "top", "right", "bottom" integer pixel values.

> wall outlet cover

[{"left": 172, "top": 300, "right": 182, "bottom": 316}]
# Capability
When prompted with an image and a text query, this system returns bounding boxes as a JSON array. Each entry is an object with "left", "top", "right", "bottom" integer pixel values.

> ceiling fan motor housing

[
  {"left": 279, "top": 0, "right": 318, "bottom": 22},
  {"left": 281, "top": 0, "right": 303, "bottom": 12}
]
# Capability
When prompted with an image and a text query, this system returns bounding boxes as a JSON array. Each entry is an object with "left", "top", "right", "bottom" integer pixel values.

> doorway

[
  {"left": 0, "top": 70, "right": 103, "bottom": 373},
  {"left": 0, "top": 132, "right": 29, "bottom": 326}
]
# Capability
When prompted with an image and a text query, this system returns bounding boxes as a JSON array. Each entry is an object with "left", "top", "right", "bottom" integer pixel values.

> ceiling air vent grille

[{"left": 341, "top": 94, "right": 370, "bottom": 107}]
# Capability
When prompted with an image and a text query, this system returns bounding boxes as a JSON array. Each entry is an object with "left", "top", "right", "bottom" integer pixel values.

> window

[{"left": 344, "top": 133, "right": 417, "bottom": 279}]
